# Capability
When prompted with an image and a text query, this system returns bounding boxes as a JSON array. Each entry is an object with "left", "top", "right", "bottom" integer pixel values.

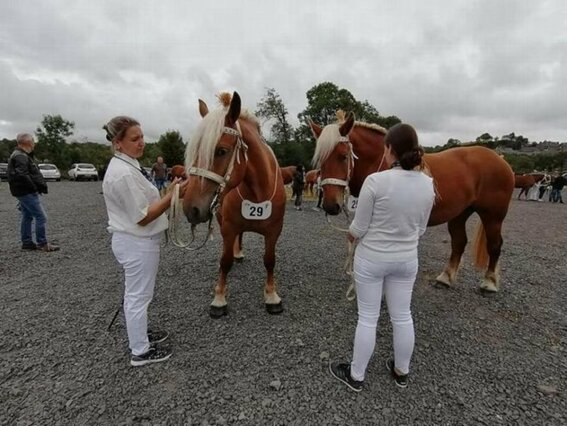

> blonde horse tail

[{"left": 473, "top": 221, "right": 489, "bottom": 269}]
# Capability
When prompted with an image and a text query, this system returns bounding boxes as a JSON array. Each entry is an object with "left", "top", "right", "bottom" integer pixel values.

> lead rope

[{"left": 167, "top": 182, "right": 214, "bottom": 250}]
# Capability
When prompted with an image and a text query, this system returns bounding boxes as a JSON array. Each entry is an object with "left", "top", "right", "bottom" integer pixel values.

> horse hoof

[
  {"left": 479, "top": 283, "right": 499, "bottom": 293},
  {"left": 234, "top": 256, "right": 244, "bottom": 263},
  {"left": 434, "top": 272, "right": 453, "bottom": 288},
  {"left": 266, "top": 302, "right": 284, "bottom": 315},
  {"left": 210, "top": 305, "right": 228, "bottom": 318}
]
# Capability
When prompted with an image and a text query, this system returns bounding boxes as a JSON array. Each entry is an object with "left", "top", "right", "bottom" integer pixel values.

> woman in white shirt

[
  {"left": 330, "top": 123, "right": 435, "bottom": 391},
  {"left": 102, "top": 116, "right": 188, "bottom": 367}
]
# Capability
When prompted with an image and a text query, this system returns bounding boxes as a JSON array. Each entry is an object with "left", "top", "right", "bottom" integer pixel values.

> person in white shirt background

[
  {"left": 102, "top": 116, "right": 188, "bottom": 367},
  {"left": 330, "top": 123, "right": 435, "bottom": 391}
]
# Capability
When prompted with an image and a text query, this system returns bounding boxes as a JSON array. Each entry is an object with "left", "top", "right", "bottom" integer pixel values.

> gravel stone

[{"left": 1, "top": 182, "right": 566, "bottom": 425}]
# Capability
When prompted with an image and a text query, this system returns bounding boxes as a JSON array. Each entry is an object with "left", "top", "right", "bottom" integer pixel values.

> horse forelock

[
  {"left": 185, "top": 108, "right": 227, "bottom": 170},
  {"left": 185, "top": 107, "right": 263, "bottom": 171},
  {"left": 312, "top": 124, "right": 341, "bottom": 168}
]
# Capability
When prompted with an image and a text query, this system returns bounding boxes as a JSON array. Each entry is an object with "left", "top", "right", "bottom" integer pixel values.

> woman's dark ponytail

[{"left": 399, "top": 146, "right": 424, "bottom": 170}]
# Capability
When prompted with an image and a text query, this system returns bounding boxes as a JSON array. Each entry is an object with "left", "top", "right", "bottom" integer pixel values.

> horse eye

[{"left": 215, "top": 148, "right": 229, "bottom": 157}]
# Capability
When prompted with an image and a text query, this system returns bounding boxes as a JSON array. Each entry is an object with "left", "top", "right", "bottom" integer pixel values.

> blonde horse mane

[
  {"left": 312, "top": 110, "right": 387, "bottom": 168},
  {"left": 185, "top": 92, "right": 261, "bottom": 170}
]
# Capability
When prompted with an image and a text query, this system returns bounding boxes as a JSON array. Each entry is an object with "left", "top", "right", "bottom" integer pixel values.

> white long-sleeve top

[
  {"left": 102, "top": 152, "right": 168, "bottom": 237},
  {"left": 349, "top": 168, "right": 435, "bottom": 262}
]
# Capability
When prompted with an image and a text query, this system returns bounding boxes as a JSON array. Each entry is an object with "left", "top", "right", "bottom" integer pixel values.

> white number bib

[
  {"left": 347, "top": 195, "right": 358, "bottom": 212},
  {"left": 241, "top": 200, "right": 272, "bottom": 220}
]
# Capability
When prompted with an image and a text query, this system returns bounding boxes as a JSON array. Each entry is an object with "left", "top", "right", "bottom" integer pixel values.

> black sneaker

[
  {"left": 148, "top": 329, "right": 168, "bottom": 344},
  {"left": 21, "top": 243, "right": 37, "bottom": 250},
  {"left": 386, "top": 359, "right": 409, "bottom": 388},
  {"left": 329, "top": 361, "right": 363, "bottom": 392},
  {"left": 130, "top": 345, "right": 172, "bottom": 367}
]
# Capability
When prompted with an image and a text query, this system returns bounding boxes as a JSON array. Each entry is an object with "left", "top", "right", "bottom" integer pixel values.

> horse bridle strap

[
  {"left": 187, "top": 167, "right": 226, "bottom": 185},
  {"left": 187, "top": 123, "right": 248, "bottom": 187},
  {"left": 320, "top": 136, "right": 355, "bottom": 188}
]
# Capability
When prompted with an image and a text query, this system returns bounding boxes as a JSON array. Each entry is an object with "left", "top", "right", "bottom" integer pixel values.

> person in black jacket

[
  {"left": 292, "top": 164, "right": 305, "bottom": 210},
  {"left": 7, "top": 133, "right": 59, "bottom": 251}
]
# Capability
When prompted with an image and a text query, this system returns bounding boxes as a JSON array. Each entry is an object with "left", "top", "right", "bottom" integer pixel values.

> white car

[
  {"left": 68, "top": 163, "right": 99, "bottom": 181},
  {"left": 38, "top": 163, "right": 61, "bottom": 181}
]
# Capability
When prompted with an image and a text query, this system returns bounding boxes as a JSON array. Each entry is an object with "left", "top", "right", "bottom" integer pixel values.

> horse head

[
  {"left": 309, "top": 112, "right": 355, "bottom": 215},
  {"left": 183, "top": 91, "right": 248, "bottom": 224}
]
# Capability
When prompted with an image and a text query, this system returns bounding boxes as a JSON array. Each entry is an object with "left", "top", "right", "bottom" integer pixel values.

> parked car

[
  {"left": 0, "top": 163, "right": 7, "bottom": 181},
  {"left": 68, "top": 163, "right": 99, "bottom": 181},
  {"left": 38, "top": 163, "right": 61, "bottom": 181}
]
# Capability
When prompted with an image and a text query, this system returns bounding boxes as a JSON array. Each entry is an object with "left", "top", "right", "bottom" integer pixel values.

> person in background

[
  {"left": 550, "top": 174, "right": 565, "bottom": 203},
  {"left": 102, "top": 116, "right": 188, "bottom": 367},
  {"left": 329, "top": 123, "right": 435, "bottom": 391},
  {"left": 292, "top": 164, "right": 305, "bottom": 211},
  {"left": 313, "top": 170, "right": 323, "bottom": 211},
  {"left": 7, "top": 133, "right": 59, "bottom": 252},
  {"left": 151, "top": 156, "right": 168, "bottom": 196}
]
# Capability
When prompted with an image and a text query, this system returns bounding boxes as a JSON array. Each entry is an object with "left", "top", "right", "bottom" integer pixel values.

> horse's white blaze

[
  {"left": 264, "top": 290, "right": 281, "bottom": 305},
  {"left": 211, "top": 293, "right": 227, "bottom": 307}
]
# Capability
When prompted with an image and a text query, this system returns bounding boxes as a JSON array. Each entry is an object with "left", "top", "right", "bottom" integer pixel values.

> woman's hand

[
  {"left": 347, "top": 232, "right": 356, "bottom": 244},
  {"left": 169, "top": 177, "right": 190, "bottom": 198}
]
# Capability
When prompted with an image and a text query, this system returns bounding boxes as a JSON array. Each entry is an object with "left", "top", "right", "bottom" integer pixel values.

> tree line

[{"left": 1, "top": 81, "right": 565, "bottom": 175}]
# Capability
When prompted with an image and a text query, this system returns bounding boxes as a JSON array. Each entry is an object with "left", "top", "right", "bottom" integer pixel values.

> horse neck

[
  {"left": 349, "top": 126, "right": 386, "bottom": 196},
  {"left": 238, "top": 121, "right": 276, "bottom": 200}
]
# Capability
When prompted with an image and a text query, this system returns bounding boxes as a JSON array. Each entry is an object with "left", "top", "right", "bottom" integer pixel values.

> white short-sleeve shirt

[{"left": 102, "top": 152, "right": 168, "bottom": 237}]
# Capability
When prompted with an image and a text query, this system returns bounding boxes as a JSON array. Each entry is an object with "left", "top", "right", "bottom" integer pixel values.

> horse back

[{"left": 424, "top": 146, "right": 514, "bottom": 224}]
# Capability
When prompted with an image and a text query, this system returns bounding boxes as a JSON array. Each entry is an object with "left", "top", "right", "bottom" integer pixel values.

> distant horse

[
  {"left": 304, "top": 169, "right": 318, "bottom": 196},
  {"left": 280, "top": 165, "right": 296, "bottom": 185},
  {"left": 183, "top": 92, "right": 286, "bottom": 317},
  {"left": 310, "top": 113, "right": 514, "bottom": 292},
  {"left": 169, "top": 165, "right": 187, "bottom": 180},
  {"left": 514, "top": 173, "right": 549, "bottom": 200}
]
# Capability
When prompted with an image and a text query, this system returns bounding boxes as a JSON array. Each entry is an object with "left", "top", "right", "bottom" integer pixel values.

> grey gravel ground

[{"left": 1, "top": 181, "right": 566, "bottom": 425}]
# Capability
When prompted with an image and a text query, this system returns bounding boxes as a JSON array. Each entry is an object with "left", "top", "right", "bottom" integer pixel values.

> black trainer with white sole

[
  {"left": 130, "top": 345, "right": 172, "bottom": 367},
  {"left": 386, "top": 358, "right": 409, "bottom": 388},
  {"left": 148, "top": 329, "right": 168, "bottom": 344},
  {"left": 329, "top": 361, "right": 363, "bottom": 392}
]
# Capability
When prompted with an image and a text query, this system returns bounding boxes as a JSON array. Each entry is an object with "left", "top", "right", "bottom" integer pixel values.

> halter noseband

[
  {"left": 320, "top": 136, "right": 356, "bottom": 188},
  {"left": 187, "top": 123, "right": 248, "bottom": 214},
  {"left": 188, "top": 124, "right": 248, "bottom": 187}
]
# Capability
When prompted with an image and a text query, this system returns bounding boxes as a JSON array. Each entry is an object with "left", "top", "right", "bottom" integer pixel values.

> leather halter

[
  {"left": 187, "top": 124, "right": 248, "bottom": 189},
  {"left": 320, "top": 136, "right": 356, "bottom": 188}
]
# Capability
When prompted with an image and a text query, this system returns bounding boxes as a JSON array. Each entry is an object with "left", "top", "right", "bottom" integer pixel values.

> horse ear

[
  {"left": 308, "top": 118, "right": 322, "bottom": 139},
  {"left": 226, "top": 91, "right": 241, "bottom": 125},
  {"left": 198, "top": 99, "right": 209, "bottom": 117},
  {"left": 339, "top": 112, "right": 355, "bottom": 136}
]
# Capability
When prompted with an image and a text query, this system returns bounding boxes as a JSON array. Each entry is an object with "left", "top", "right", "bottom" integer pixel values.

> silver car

[{"left": 38, "top": 163, "right": 61, "bottom": 181}]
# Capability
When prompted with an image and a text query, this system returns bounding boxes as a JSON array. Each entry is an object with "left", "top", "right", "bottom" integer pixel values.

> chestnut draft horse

[
  {"left": 514, "top": 173, "right": 549, "bottom": 200},
  {"left": 304, "top": 169, "right": 319, "bottom": 196},
  {"left": 280, "top": 165, "right": 296, "bottom": 185},
  {"left": 183, "top": 92, "right": 286, "bottom": 317},
  {"left": 310, "top": 113, "right": 515, "bottom": 292}
]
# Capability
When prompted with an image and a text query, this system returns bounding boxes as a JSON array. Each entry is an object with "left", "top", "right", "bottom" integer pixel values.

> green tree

[
  {"left": 157, "top": 130, "right": 185, "bottom": 166},
  {"left": 0, "top": 138, "right": 17, "bottom": 161},
  {"left": 35, "top": 114, "right": 75, "bottom": 167},
  {"left": 297, "top": 82, "right": 359, "bottom": 126},
  {"left": 256, "top": 88, "right": 293, "bottom": 144}
]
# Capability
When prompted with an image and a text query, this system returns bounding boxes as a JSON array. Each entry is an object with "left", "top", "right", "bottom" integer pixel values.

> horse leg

[
  {"left": 477, "top": 213, "right": 504, "bottom": 293},
  {"left": 435, "top": 209, "right": 473, "bottom": 287},
  {"left": 263, "top": 232, "right": 283, "bottom": 314},
  {"left": 210, "top": 231, "right": 237, "bottom": 318},
  {"left": 233, "top": 232, "right": 244, "bottom": 262}
]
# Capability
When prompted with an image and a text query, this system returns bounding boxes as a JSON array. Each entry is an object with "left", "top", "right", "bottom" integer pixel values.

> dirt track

[{"left": 1, "top": 181, "right": 566, "bottom": 425}]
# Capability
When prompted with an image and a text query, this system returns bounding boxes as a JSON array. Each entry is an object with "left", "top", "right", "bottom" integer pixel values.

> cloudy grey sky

[{"left": 1, "top": 0, "right": 565, "bottom": 146}]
